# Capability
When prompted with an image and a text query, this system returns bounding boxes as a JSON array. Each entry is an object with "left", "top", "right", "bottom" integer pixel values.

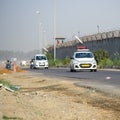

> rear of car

[
  {"left": 70, "top": 50, "right": 97, "bottom": 72},
  {"left": 30, "top": 54, "right": 48, "bottom": 69}
]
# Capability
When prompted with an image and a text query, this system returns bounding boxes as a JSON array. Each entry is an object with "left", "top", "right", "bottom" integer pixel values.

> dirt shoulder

[{"left": 0, "top": 71, "right": 120, "bottom": 120}]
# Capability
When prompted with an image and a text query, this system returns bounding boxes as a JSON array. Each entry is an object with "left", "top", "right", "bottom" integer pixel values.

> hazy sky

[{"left": 0, "top": 0, "right": 120, "bottom": 52}]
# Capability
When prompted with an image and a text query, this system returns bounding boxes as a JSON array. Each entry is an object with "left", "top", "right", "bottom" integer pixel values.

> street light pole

[
  {"left": 97, "top": 25, "right": 100, "bottom": 33},
  {"left": 53, "top": 0, "right": 56, "bottom": 61},
  {"left": 36, "top": 10, "right": 42, "bottom": 53},
  {"left": 43, "top": 30, "right": 46, "bottom": 50}
]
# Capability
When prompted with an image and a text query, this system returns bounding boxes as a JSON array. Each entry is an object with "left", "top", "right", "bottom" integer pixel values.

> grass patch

[
  {"left": 0, "top": 79, "right": 11, "bottom": 86},
  {"left": 0, "top": 79, "right": 20, "bottom": 91},
  {"left": 3, "top": 115, "right": 23, "bottom": 120}
]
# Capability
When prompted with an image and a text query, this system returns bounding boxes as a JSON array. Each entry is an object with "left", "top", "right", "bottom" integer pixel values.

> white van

[
  {"left": 30, "top": 54, "right": 48, "bottom": 69},
  {"left": 70, "top": 47, "right": 97, "bottom": 72}
]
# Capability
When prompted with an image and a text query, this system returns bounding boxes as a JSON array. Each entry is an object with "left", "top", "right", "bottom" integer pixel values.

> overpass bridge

[{"left": 49, "top": 30, "right": 120, "bottom": 59}]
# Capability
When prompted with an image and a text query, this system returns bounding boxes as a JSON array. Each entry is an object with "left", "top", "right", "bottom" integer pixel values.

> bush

[
  {"left": 46, "top": 53, "right": 53, "bottom": 60},
  {"left": 54, "top": 59, "right": 63, "bottom": 67},
  {"left": 46, "top": 53, "right": 55, "bottom": 67},
  {"left": 63, "top": 56, "right": 71, "bottom": 65},
  {"left": 46, "top": 53, "right": 70, "bottom": 67},
  {"left": 105, "top": 59, "right": 113, "bottom": 68},
  {"left": 94, "top": 49, "right": 109, "bottom": 64},
  {"left": 112, "top": 52, "right": 120, "bottom": 67},
  {"left": 98, "top": 59, "right": 113, "bottom": 68},
  {"left": 93, "top": 50, "right": 115, "bottom": 68},
  {"left": 48, "top": 59, "right": 55, "bottom": 67}
]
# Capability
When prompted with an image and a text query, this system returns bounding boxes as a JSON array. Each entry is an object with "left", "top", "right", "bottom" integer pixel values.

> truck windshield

[
  {"left": 75, "top": 52, "right": 93, "bottom": 58},
  {"left": 36, "top": 56, "right": 47, "bottom": 60}
]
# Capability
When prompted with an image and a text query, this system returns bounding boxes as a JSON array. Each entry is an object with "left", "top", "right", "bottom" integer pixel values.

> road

[{"left": 28, "top": 68, "right": 120, "bottom": 96}]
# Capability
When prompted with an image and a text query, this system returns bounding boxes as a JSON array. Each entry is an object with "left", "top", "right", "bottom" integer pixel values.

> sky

[{"left": 0, "top": 0, "right": 120, "bottom": 52}]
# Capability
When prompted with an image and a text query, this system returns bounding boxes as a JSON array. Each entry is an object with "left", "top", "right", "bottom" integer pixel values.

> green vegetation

[
  {"left": 63, "top": 56, "right": 71, "bottom": 66},
  {"left": 0, "top": 79, "right": 11, "bottom": 86},
  {"left": 94, "top": 49, "right": 109, "bottom": 63},
  {"left": 94, "top": 50, "right": 119, "bottom": 68},
  {"left": 46, "top": 50, "right": 120, "bottom": 69},
  {"left": 46, "top": 53, "right": 70, "bottom": 67},
  {"left": 0, "top": 79, "right": 20, "bottom": 91},
  {"left": 98, "top": 59, "right": 113, "bottom": 68},
  {"left": 112, "top": 52, "right": 120, "bottom": 67},
  {"left": 3, "top": 115, "right": 23, "bottom": 120}
]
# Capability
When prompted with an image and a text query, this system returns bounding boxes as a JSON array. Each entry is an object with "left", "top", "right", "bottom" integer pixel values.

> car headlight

[
  {"left": 72, "top": 60, "right": 79, "bottom": 64},
  {"left": 92, "top": 60, "right": 97, "bottom": 64},
  {"left": 35, "top": 62, "right": 39, "bottom": 65}
]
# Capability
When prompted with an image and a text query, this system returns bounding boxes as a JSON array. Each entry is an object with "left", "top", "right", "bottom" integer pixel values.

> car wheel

[
  {"left": 31, "top": 66, "right": 34, "bottom": 69},
  {"left": 70, "top": 69, "right": 76, "bottom": 72},
  {"left": 90, "top": 69, "right": 93, "bottom": 72},
  {"left": 94, "top": 69, "right": 97, "bottom": 72}
]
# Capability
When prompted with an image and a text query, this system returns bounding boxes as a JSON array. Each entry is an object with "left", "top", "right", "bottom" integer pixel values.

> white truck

[
  {"left": 70, "top": 46, "right": 97, "bottom": 72},
  {"left": 30, "top": 54, "right": 48, "bottom": 69}
]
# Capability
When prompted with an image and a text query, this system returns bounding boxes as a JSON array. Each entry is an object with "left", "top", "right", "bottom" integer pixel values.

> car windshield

[
  {"left": 75, "top": 52, "right": 93, "bottom": 58},
  {"left": 36, "top": 56, "right": 47, "bottom": 60}
]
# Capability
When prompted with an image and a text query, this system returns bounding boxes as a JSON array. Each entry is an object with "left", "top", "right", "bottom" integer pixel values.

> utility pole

[
  {"left": 36, "top": 11, "right": 42, "bottom": 53},
  {"left": 53, "top": 0, "right": 56, "bottom": 61}
]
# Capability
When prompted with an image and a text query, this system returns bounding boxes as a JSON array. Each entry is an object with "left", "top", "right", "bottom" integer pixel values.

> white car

[
  {"left": 30, "top": 54, "right": 48, "bottom": 69},
  {"left": 70, "top": 49, "right": 97, "bottom": 72}
]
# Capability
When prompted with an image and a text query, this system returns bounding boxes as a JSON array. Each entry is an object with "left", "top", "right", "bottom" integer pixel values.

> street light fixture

[
  {"left": 36, "top": 10, "right": 40, "bottom": 14},
  {"left": 75, "top": 35, "right": 83, "bottom": 44}
]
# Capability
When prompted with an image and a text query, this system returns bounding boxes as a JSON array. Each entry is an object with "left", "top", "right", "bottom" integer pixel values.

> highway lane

[{"left": 28, "top": 68, "right": 120, "bottom": 96}]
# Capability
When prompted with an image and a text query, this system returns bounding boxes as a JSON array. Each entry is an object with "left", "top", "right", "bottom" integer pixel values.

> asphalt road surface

[{"left": 28, "top": 68, "right": 120, "bottom": 96}]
